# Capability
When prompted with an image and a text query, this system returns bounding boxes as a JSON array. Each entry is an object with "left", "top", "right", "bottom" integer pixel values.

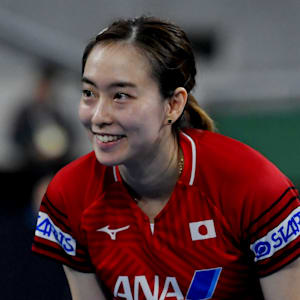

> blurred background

[{"left": 0, "top": 0, "right": 299, "bottom": 299}]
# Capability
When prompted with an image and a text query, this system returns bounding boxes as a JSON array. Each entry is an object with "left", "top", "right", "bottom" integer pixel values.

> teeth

[{"left": 96, "top": 134, "right": 123, "bottom": 143}]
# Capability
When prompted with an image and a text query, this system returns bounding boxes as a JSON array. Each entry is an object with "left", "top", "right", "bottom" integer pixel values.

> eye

[
  {"left": 82, "top": 89, "right": 95, "bottom": 98},
  {"left": 114, "top": 92, "right": 129, "bottom": 101}
]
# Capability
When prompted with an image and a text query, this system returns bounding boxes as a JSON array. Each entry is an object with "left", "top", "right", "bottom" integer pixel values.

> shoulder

[
  {"left": 51, "top": 151, "right": 106, "bottom": 189},
  {"left": 54, "top": 151, "right": 98, "bottom": 179},
  {"left": 183, "top": 128, "right": 287, "bottom": 186},
  {"left": 181, "top": 130, "right": 300, "bottom": 275},
  {"left": 33, "top": 152, "right": 102, "bottom": 271},
  {"left": 46, "top": 151, "right": 110, "bottom": 213},
  {"left": 182, "top": 129, "right": 296, "bottom": 224},
  {"left": 185, "top": 128, "right": 266, "bottom": 162}
]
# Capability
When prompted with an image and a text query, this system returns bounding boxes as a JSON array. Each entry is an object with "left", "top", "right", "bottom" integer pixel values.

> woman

[{"left": 32, "top": 16, "right": 300, "bottom": 299}]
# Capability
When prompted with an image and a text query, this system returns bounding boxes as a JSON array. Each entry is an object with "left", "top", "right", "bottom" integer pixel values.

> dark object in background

[
  {"left": 189, "top": 29, "right": 219, "bottom": 62},
  {"left": 0, "top": 170, "right": 71, "bottom": 300},
  {"left": 11, "top": 62, "right": 75, "bottom": 182}
]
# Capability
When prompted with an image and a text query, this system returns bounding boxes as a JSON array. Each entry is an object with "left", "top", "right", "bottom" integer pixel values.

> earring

[{"left": 168, "top": 119, "right": 172, "bottom": 124}]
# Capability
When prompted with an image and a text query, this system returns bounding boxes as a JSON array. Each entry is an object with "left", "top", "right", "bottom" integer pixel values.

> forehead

[{"left": 83, "top": 42, "right": 153, "bottom": 86}]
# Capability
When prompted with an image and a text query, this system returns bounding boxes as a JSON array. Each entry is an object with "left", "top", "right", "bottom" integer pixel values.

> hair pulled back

[{"left": 82, "top": 16, "right": 215, "bottom": 131}]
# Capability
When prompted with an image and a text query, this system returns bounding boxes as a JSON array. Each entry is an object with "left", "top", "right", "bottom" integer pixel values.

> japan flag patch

[{"left": 189, "top": 220, "right": 216, "bottom": 241}]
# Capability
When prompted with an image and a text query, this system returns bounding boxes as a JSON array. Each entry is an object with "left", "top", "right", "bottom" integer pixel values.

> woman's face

[{"left": 79, "top": 43, "right": 171, "bottom": 167}]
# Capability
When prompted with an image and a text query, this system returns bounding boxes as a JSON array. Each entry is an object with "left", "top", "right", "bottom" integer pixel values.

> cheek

[
  {"left": 78, "top": 104, "right": 93, "bottom": 142},
  {"left": 78, "top": 102, "right": 92, "bottom": 128},
  {"left": 128, "top": 104, "right": 165, "bottom": 136}
]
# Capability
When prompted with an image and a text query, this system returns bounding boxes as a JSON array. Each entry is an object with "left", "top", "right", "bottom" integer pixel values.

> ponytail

[{"left": 180, "top": 94, "right": 215, "bottom": 132}]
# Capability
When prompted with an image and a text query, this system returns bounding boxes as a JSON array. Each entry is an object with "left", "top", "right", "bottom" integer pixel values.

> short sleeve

[
  {"left": 244, "top": 171, "right": 300, "bottom": 277},
  {"left": 194, "top": 130, "right": 300, "bottom": 278},
  {"left": 32, "top": 172, "right": 94, "bottom": 273}
]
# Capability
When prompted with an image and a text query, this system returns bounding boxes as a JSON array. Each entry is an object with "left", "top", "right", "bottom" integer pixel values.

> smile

[{"left": 96, "top": 134, "right": 124, "bottom": 143}]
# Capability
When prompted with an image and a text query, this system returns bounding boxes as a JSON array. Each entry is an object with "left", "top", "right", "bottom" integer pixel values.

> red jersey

[{"left": 32, "top": 129, "right": 300, "bottom": 299}]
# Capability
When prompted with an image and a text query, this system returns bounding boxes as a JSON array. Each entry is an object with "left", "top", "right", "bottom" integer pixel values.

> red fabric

[{"left": 32, "top": 129, "right": 300, "bottom": 299}]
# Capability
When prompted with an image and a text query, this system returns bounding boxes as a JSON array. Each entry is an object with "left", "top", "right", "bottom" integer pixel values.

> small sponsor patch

[
  {"left": 250, "top": 206, "right": 300, "bottom": 261},
  {"left": 189, "top": 220, "right": 216, "bottom": 241},
  {"left": 35, "top": 211, "right": 76, "bottom": 256}
]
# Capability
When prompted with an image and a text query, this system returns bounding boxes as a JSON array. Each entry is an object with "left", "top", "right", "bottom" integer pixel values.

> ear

[{"left": 164, "top": 87, "right": 188, "bottom": 124}]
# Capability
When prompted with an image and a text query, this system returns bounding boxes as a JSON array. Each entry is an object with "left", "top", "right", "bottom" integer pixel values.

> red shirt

[{"left": 32, "top": 129, "right": 300, "bottom": 299}]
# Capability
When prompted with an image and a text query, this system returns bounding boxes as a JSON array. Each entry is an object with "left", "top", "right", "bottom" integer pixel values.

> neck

[{"left": 119, "top": 133, "right": 181, "bottom": 200}]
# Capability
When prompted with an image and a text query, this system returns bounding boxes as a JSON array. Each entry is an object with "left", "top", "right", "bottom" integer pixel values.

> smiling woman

[
  {"left": 32, "top": 16, "right": 300, "bottom": 300},
  {"left": 79, "top": 43, "right": 170, "bottom": 168}
]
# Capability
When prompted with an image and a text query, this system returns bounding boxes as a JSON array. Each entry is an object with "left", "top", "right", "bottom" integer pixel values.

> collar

[
  {"left": 179, "top": 131, "right": 197, "bottom": 186},
  {"left": 112, "top": 130, "right": 197, "bottom": 187}
]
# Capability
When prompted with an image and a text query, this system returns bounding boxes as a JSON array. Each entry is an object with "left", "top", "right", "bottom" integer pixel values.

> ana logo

[
  {"left": 189, "top": 220, "right": 216, "bottom": 241},
  {"left": 250, "top": 206, "right": 300, "bottom": 261},
  {"left": 97, "top": 225, "right": 130, "bottom": 240},
  {"left": 114, "top": 268, "right": 222, "bottom": 300}
]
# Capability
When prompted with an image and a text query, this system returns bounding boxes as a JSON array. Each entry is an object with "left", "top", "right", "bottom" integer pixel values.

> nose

[{"left": 91, "top": 98, "right": 113, "bottom": 127}]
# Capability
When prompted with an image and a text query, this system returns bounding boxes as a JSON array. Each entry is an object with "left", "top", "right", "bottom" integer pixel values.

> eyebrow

[
  {"left": 82, "top": 77, "right": 97, "bottom": 87},
  {"left": 81, "top": 76, "right": 137, "bottom": 90}
]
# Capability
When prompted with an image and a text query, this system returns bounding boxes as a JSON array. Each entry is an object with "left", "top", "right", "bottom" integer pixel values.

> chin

[{"left": 94, "top": 150, "right": 125, "bottom": 167}]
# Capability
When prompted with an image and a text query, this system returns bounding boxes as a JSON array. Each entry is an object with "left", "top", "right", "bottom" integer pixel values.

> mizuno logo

[{"left": 97, "top": 225, "right": 130, "bottom": 240}]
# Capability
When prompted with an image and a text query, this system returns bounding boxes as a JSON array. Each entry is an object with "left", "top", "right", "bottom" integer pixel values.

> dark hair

[{"left": 82, "top": 16, "right": 215, "bottom": 131}]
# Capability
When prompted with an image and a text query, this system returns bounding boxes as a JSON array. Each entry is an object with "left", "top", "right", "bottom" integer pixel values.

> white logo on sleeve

[
  {"left": 97, "top": 225, "right": 130, "bottom": 240},
  {"left": 35, "top": 211, "right": 76, "bottom": 256},
  {"left": 189, "top": 220, "right": 216, "bottom": 241},
  {"left": 250, "top": 206, "right": 300, "bottom": 262}
]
